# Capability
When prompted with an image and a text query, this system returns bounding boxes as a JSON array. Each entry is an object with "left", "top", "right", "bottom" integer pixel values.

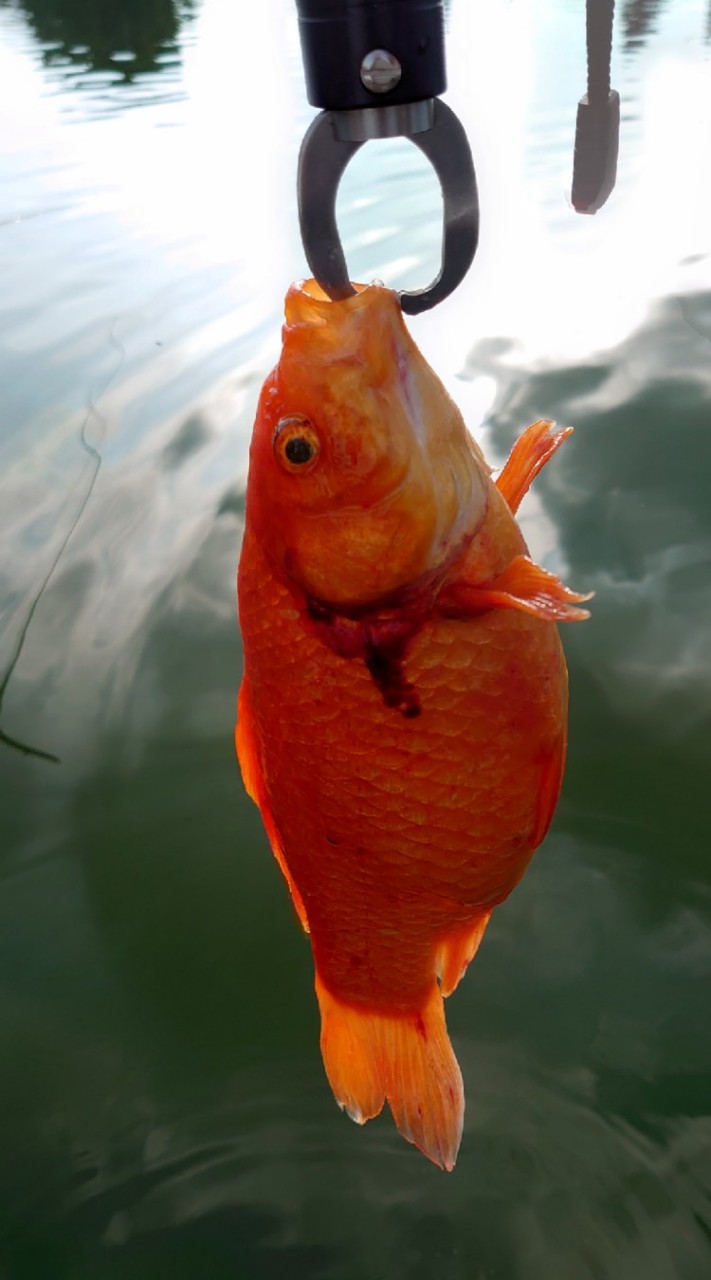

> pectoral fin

[
  {"left": 236, "top": 683, "right": 310, "bottom": 932},
  {"left": 496, "top": 419, "right": 573, "bottom": 514},
  {"left": 442, "top": 556, "right": 592, "bottom": 623}
]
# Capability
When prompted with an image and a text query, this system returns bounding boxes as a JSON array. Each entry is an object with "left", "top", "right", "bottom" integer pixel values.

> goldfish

[{"left": 236, "top": 280, "right": 589, "bottom": 1171}]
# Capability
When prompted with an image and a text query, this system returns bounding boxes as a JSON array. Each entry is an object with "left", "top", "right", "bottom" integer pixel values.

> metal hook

[{"left": 297, "top": 98, "right": 479, "bottom": 315}]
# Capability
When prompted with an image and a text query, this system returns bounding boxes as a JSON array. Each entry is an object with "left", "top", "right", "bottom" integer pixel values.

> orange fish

[{"left": 236, "top": 280, "right": 590, "bottom": 1170}]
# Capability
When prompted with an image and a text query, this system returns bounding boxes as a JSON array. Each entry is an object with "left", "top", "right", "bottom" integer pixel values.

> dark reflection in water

[
  {"left": 0, "top": 0, "right": 196, "bottom": 77},
  {"left": 4, "top": 1211, "right": 336, "bottom": 1280},
  {"left": 621, "top": 0, "right": 666, "bottom": 47},
  {"left": 621, "top": 0, "right": 711, "bottom": 45},
  {"left": 0, "top": 288, "right": 709, "bottom": 1279},
  {"left": 4, "top": 0, "right": 707, "bottom": 89}
]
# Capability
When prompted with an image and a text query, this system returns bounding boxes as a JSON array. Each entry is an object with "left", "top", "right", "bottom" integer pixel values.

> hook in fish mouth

[{"left": 296, "top": 98, "right": 479, "bottom": 315}]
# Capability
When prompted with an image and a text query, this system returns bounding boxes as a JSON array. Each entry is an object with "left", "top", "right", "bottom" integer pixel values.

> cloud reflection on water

[{"left": 461, "top": 288, "right": 711, "bottom": 904}]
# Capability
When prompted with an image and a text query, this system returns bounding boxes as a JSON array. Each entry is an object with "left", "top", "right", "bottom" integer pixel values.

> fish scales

[{"left": 239, "top": 535, "right": 566, "bottom": 996}]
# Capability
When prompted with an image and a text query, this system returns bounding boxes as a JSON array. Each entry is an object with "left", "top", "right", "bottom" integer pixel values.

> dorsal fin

[{"left": 496, "top": 419, "right": 574, "bottom": 514}]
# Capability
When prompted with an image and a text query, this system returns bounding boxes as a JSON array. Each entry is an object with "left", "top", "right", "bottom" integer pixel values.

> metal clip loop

[{"left": 297, "top": 98, "right": 479, "bottom": 315}]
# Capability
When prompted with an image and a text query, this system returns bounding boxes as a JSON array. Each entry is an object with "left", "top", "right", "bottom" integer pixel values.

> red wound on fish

[{"left": 307, "top": 598, "right": 423, "bottom": 716}]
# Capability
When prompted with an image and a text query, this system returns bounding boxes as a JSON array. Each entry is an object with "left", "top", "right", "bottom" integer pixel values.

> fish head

[{"left": 246, "top": 280, "right": 490, "bottom": 610}]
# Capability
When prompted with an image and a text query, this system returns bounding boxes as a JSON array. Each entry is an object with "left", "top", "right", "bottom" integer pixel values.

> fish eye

[{"left": 273, "top": 417, "right": 320, "bottom": 473}]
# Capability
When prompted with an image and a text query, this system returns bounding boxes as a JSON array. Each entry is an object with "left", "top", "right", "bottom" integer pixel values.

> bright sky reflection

[
  {"left": 1, "top": 0, "right": 709, "bottom": 375},
  {"left": 0, "top": 0, "right": 709, "bottom": 766},
  {"left": 415, "top": 0, "right": 711, "bottom": 372}
]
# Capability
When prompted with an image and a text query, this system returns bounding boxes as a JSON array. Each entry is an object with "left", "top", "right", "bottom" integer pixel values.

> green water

[{"left": 1, "top": 0, "right": 710, "bottom": 1276}]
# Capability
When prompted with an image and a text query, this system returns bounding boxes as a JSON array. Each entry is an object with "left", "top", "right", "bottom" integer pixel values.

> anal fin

[
  {"left": 436, "top": 912, "right": 492, "bottom": 998},
  {"left": 315, "top": 972, "right": 464, "bottom": 1172},
  {"left": 496, "top": 419, "right": 573, "bottom": 514}
]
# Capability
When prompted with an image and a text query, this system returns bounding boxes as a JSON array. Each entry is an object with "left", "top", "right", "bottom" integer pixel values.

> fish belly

[{"left": 238, "top": 530, "right": 567, "bottom": 1012}]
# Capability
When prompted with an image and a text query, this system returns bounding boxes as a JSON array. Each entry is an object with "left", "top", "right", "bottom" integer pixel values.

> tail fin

[{"left": 314, "top": 972, "right": 464, "bottom": 1171}]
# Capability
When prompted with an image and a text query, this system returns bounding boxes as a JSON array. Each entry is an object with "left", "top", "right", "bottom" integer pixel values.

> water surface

[{"left": 1, "top": 0, "right": 710, "bottom": 1276}]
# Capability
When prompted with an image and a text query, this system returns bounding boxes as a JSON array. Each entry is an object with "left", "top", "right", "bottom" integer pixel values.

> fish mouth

[
  {"left": 284, "top": 278, "right": 386, "bottom": 329},
  {"left": 282, "top": 279, "right": 407, "bottom": 378}
]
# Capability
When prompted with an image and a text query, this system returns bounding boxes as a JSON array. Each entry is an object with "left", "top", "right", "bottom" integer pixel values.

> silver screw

[{"left": 360, "top": 49, "right": 402, "bottom": 95}]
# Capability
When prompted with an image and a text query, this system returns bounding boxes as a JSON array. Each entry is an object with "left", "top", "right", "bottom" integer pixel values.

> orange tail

[{"left": 314, "top": 971, "right": 464, "bottom": 1171}]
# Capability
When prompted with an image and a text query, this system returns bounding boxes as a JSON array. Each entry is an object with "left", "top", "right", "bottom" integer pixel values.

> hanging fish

[{"left": 236, "top": 280, "right": 590, "bottom": 1170}]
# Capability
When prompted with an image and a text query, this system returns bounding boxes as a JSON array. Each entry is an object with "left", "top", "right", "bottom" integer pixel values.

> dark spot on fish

[
  {"left": 365, "top": 644, "right": 422, "bottom": 719},
  {"left": 415, "top": 1015, "right": 428, "bottom": 1040},
  {"left": 325, "top": 831, "right": 341, "bottom": 847}
]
